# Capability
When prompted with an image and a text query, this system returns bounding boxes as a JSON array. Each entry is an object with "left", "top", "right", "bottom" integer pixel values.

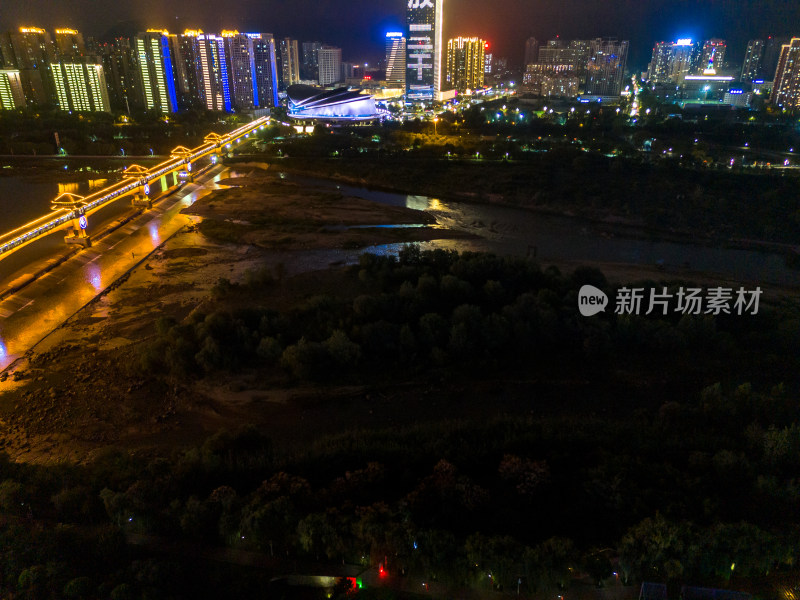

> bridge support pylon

[
  {"left": 131, "top": 193, "right": 152, "bottom": 209},
  {"left": 64, "top": 220, "right": 91, "bottom": 248}
]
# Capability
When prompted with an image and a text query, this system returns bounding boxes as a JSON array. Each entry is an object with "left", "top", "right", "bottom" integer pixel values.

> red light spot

[{"left": 379, "top": 564, "right": 387, "bottom": 578}]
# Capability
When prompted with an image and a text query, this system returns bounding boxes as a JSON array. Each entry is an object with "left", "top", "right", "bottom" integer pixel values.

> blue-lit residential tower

[
  {"left": 197, "top": 34, "right": 231, "bottom": 111},
  {"left": 170, "top": 30, "right": 204, "bottom": 110},
  {"left": 224, "top": 32, "right": 258, "bottom": 110},
  {"left": 135, "top": 30, "right": 178, "bottom": 113},
  {"left": 252, "top": 33, "right": 279, "bottom": 108}
]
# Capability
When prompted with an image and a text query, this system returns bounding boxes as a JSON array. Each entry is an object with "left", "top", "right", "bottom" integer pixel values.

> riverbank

[
  {"left": 260, "top": 156, "right": 800, "bottom": 260},
  {"left": 183, "top": 165, "right": 476, "bottom": 251}
]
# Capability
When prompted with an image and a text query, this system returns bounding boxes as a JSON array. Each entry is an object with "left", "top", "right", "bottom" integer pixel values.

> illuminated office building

[
  {"left": 446, "top": 37, "right": 485, "bottom": 91},
  {"left": 770, "top": 38, "right": 800, "bottom": 113},
  {"left": 51, "top": 61, "right": 110, "bottom": 112},
  {"left": 741, "top": 39, "right": 764, "bottom": 82},
  {"left": 0, "top": 69, "right": 25, "bottom": 109},
  {"left": 318, "top": 46, "right": 342, "bottom": 86},
  {"left": 385, "top": 32, "right": 406, "bottom": 88},
  {"left": 406, "top": 0, "right": 444, "bottom": 101},
  {"left": 135, "top": 30, "right": 178, "bottom": 113},
  {"left": 277, "top": 38, "right": 300, "bottom": 90}
]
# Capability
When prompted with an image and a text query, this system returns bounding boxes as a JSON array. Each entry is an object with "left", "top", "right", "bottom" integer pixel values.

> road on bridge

[{"left": 0, "top": 163, "right": 232, "bottom": 372}]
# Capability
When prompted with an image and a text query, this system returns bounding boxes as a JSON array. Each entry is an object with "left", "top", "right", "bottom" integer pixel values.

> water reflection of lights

[
  {"left": 149, "top": 222, "right": 160, "bottom": 246},
  {"left": 88, "top": 179, "right": 108, "bottom": 189},
  {"left": 405, "top": 195, "right": 445, "bottom": 212},
  {"left": 58, "top": 182, "right": 80, "bottom": 194},
  {"left": 86, "top": 262, "right": 102, "bottom": 292}
]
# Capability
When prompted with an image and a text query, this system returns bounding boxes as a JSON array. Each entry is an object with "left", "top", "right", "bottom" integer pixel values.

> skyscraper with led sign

[{"left": 406, "top": 0, "right": 443, "bottom": 102}]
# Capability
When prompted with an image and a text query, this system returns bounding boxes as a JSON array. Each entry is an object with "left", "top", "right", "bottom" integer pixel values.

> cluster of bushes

[
  {"left": 138, "top": 248, "right": 800, "bottom": 388},
  {"left": 2, "top": 378, "right": 800, "bottom": 599}
]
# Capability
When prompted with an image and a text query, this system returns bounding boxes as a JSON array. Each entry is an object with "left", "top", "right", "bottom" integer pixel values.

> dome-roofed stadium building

[{"left": 287, "top": 85, "right": 379, "bottom": 123}]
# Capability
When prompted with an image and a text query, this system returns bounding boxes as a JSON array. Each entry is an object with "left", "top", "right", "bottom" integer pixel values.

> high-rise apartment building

[
  {"left": 741, "top": 39, "right": 765, "bottom": 82},
  {"left": 764, "top": 36, "right": 790, "bottom": 81},
  {"left": 170, "top": 30, "right": 203, "bottom": 110},
  {"left": 446, "top": 37, "right": 485, "bottom": 91},
  {"left": 0, "top": 69, "right": 25, "bottom": 109},
  {"left": 135, "top": 30, "right": 178, "bottom": 113},
  {"left": 584, "top": 38, "right": 629, "bottom": 96},
  {"left": 317, "top": 46, "right": 342, "bottom": 86},
  {"left": 223, "top": 31, "right": 258, "bottom": 110},
  {"left": 647, "top": 38, "right": 695, "bottom": 83},
  {"left": 53, "top": 29, "right": 85, "bottom": 59},
  {"left": 537, "top": 39, "right": 592, "bottom": 82},
  {"left": 196, "top": 34, "right": 231, "bottom": 111},
  {"left": 385, "top": 32, "right": 406, "bottom": 88},
  {"left": 770, "top": 38, "right": 800, "bottom": 113},
  {"left": 700, "top": 39, "right": 726, "bottom": 74},
  {"left": 406, "top": 0, "right": 444, "bottom": 101},
  {"left": 277, "top": 38, "right": 299, "bottom": 90},
  {"left": 301, "top": 41, "right": 322, "bottom": 81},
  {"left": 648, "top": 42, "right": 672, "bottom": 82},
  {"left": 1, "top": 27, "right": 58, "bottom": 106},
  {"left": 252, "top": 33, "right": 279, "bottom": 107},
  {"left": 524, "top": 37, "right": 539, "bottom": 67},
  {"left": 100, "top": 37, "right": 141, "bottom": 111},
  {"left": 51, "top": 61, "right": 110, "bottom": 112}
]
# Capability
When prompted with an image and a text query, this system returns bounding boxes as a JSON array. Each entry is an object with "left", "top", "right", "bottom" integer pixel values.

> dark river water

[
  {"left": 278, "top": 172, "right": 800, "bottom": 287},
  {"left": 1, "top": 166, "right": 799, "bottom": 287}
]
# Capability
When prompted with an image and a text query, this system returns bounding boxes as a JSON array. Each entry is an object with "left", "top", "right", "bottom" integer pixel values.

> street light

[{"left": 433, "top": 116, "right": 439, "bottom": 136}]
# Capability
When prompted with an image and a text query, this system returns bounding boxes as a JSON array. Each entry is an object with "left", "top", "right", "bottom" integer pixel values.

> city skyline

[{"left": 1, "top": 0, "right": 799, "bottom": 70}]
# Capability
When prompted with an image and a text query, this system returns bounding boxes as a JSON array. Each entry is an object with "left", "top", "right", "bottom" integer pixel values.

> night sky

[{"left": 1, "top": 0, "right": 798, "bottom": 71}]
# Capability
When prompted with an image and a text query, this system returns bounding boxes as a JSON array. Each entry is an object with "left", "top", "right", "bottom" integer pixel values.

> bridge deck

[{"left": 0, "top": 117, "right": 268, "bottom": 260}]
